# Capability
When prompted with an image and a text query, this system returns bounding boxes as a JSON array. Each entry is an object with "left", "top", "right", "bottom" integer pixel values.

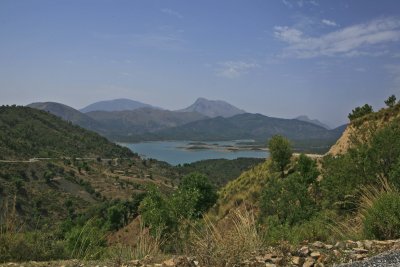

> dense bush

[
  {"left": 363, "top": 192, "right": 400, "bottom": 240},
  {"left": 260, "top": 173, "right": 317, "bottom": 226},
  {"left": 139, "top": 173, "right": 217, "bottom": 248}
]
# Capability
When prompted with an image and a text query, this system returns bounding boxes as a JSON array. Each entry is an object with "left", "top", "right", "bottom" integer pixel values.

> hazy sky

[{"left": 1, "top": 0, "right": 400, "bottom": 127}]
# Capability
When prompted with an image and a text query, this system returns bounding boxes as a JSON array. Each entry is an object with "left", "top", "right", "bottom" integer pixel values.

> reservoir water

[{"left": 120, "top": 140, "right": 268, "bottom": 165}]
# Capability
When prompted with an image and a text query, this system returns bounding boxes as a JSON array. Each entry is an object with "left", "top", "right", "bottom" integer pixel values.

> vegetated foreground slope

[
  {"left": 210, "top": 100, "right": 400, "bottom": 246},
  {"left": 0, "top": 106, "right": 179, "bottom": 261},
  {"left": 0, "top": 105, "right": 133, "bottom": 159}
]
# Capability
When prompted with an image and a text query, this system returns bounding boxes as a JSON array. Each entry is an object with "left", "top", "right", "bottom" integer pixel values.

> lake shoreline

[{"left": 118, "top": 140, "right": 269, "bottom": 165}]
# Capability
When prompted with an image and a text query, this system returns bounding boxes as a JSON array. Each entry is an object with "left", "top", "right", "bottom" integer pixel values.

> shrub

[
  {"left": 260, "top": 173, "right": 317, "bottom": 226},
  {"left": 363, "top": 192, "right": 400, "bottom": 240}
]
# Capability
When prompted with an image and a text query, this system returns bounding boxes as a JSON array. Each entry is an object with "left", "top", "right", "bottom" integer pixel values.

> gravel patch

[{"left": 337, "top": 250, "right": 400, "bottom": 267}]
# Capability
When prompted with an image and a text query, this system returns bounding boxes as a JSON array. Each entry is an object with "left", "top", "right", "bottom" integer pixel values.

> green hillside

[
  {"left": 209, "top": 101, "right": 400, "bottom": 246},
  {"left": 174, "top": 157, "right": 265, "bottom": 187},
  {"left": 27, "top": 102, "right": 107, "bottom": 134},
  {"left": 0, "top": 105, "right": 133, "bottom": 160}
]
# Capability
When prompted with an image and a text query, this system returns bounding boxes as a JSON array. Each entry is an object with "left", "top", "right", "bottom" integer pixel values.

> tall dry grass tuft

[
  {"left": 0, "top": 194, "right": 21, "bottom": 234},
  {"left": 131, "top": 222, "right": 163, "bottom": 261},
  {"left": 330, "top": 177, "right": 397, "bottom": 240},
  {"left": 190, "top": 208, "right": 264, "bottom": 267},
  {"left": 69, "top": 218, "right": 107, "bottom": 260},
  {"left": 358, "top": 177, "right": 396, "bottom": 216}
]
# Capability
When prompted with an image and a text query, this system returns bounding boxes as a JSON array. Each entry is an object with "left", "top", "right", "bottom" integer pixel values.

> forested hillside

[{"left": 0, "top": 106, "right": 133, "bottom": 159}]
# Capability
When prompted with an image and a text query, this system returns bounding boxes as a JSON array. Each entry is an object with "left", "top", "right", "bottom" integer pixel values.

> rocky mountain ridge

[{"left": 178, "top": 97, "right": 246, "bottom": 118}]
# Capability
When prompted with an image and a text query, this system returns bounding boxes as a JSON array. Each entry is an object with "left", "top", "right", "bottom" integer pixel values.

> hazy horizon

[{"left": 1, "top": 0, "right": 400, "bottom": 127}]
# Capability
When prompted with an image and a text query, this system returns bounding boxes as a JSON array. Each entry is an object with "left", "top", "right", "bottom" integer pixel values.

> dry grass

[
  {"left": 70, "top": 218, "right": 107, "bottom": 260},
  {"left": 131, "top": 222, "right": 163, "bottom": 261},
  {"left": 358, "top": 177, "right": 396, "bottom": 216},
  {"left": 330, "top": 178, "right": 397, "bottom": 240},
  {"left": 107, "top": 220, "right": 164, "bottom": 265},
  {"left": 190, "top": 208, "right": 264, "bottom": 267}
]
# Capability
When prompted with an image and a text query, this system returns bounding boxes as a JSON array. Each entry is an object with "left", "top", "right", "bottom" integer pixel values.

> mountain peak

[
  {"left": 80, "top": 98, "right": 158, "bottom": 113},
  {"left": 179, "top": 98, "right": 246, "bottom": 118},
  {"left": 294, "top": 115, "right": 331, "bottom": 129}
]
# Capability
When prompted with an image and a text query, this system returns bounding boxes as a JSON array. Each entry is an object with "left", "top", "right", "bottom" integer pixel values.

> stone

[
  {"left": 302, "top": 257, "right": 315, "bottom": 267},
  {"left": 130, "top": 260, "right": 141, "bottom": 267},
  {"left": 356, "top": 241, "right": 364, "bottom": 248},
  {"left": 373, "top": 240, "right": 392, "bottom": 246},
  {"left": 363, "top": 240, "right": 373, "bottom": 249},
  {"left": 312, "top": 241, "right": 325, "bottom": 248},
  {"left": 335, "top": 242, "right": 345, "bottom": 249},
  {"left": 299, "top": 246, "right": 311, "bottom": 256},
  {"left": 265, "top": 264, "right": 276, "bottom": 267},
  {"left": 310, "top": 251, "right": 321, "bottom": 259},
  {"left": 291, "top": 256, "right": 302, "bottom": 265},
  {"left": 324, "top": 245, "right": 333, "bottom": 250},
  {"left": 333, "top": 250, "right": 341, "bottom": 257},
  {"left": 346, "top": 240, "right": 357, "bottom": 248},
  {"left": 255, "top": 255, "right": 267, "bottom": 262},
  {"left": 271, "top": 257, "right": 283, "bottom": 265},
  {"left": 263, "top": 254, "right": 276, "bottom": 263},
  {"left": 162, "top": 259, "right": 175, "bottom": 267},
  {"left": 353, "top": 248, "right": 368, "bottom": 254},
  {"left": 352, "top": 254, "right": 367, "bottom": 261}
]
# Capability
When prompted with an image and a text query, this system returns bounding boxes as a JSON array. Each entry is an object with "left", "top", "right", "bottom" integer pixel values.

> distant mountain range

[
  {"left": 27, "top": 98, "right": 345, "bottom": 152},
  {"left": 152, "top": 113, "right": 343, "bottom": 142},
  {"left": 178, "top": 97, "right": 246, "bottom": 118},
  {"left": 86, "top": 107, "right": 207, "bottom": 135},
  {"left": 295, "top": 115, "right": 331, "bottom": 129},
  {"left": 80, "top": 98, "right": 158, "bottom": 113},
  {"left": 27, "top": 102, "right": 107, "bottom": 133}
]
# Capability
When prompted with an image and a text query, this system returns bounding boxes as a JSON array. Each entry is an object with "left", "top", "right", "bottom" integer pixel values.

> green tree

[
  {"left": 296, "top": 154, "right": 319, "bottom": 184},
  {"left": 268, "top": 135, "right": 292, "bottom": 178},
  {"left": 348, "top": 104, "right": 373, "bottom": 121},
  {"left": 260, "top": 173, "right": 317, "bottom": 226},
  {"left": 177, "top": 172, "right": 217, "bottom": 217},
  {"left": 106, "top": 203, "right": 125, "bottom": 230},
  {"left": 139, "top": 185, "right": 174, "bottom": 235},
  {"left": 385, "top": 95, "right": 397, "bottom": 108}
]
